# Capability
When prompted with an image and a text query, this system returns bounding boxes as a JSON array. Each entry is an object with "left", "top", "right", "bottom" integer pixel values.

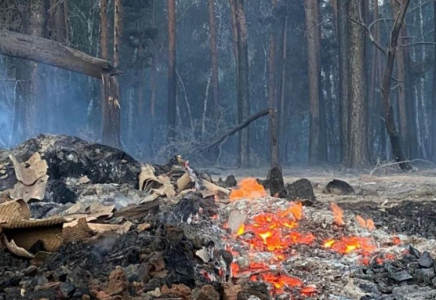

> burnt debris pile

[{"left": 1, "top": 135, "right": 436, "bottom": 300}]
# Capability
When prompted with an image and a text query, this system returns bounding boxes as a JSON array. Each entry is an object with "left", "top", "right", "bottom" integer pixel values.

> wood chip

[
  {"left": 9, "top": 153, "right": 48, "bottom": 186},
  {"left": 3, "top": 235, "right": 34, "bottom": 259},
  {"left": 10, "top": 175, "right": 48, "bottom": 202},
  {"left": 202, "top": 180, "right": 230, "bottom": 196},
  {"left": 137, "top": 223, "right": 151, "bottom": 232},
  {"left": 176, "top": 172, "right": 192, "bottom": 192}
]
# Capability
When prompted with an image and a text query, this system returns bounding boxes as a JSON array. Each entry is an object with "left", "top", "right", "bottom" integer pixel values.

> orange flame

[
  {"left": 356, "top": 215, "right": 375, "bottom": 231},
  {"left": 331, "top": 203, "right": 344, "bottom": 226},
  {"left": 229, "top": 178, "right": 267, "bottom": 201},
  {"left": 356, "top": 215, "right": 366, "bottom": 228},
  {"left": 366, "top": 219, "right": 375, "bottom": 231}
]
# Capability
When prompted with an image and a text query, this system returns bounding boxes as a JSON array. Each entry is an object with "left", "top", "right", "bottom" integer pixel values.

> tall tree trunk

[
  {"left": 167, "top": 0, "right": 177, "bottom": 143},
  {"left": 279, "top": 16, "right": 288, "bottom": 163},
  {"left": 433, "top": 0, "right": 436, "bottom": 160},
  {"left": 368, "top": 0, "right": 379, "bottom": 160},
  {"left": 208, "top": 0, "right": 220, "bottom": 119},
  {"left": 347, "top": 0, "right": 369, "bottom": 167},
  {"left": 100, "top": 0, "right": 121, "bottom": 148},
  {"left": 100, "top": 0, "right": 108, "bottom": 61},
  {"left": 235, "top": 0, "right": 250, "bottom": 167},
  {"left": 49, "top": 0, "right": 67, "bottom": 132},
  {"left": 268, "top": 0, "right": 279, "bottom": 167},
  {"left": 337, "top": 0, "right": 349, "bottom": 164},
  {"left": 380, "top": 0, "right": 412, "bottom": 171},
  {"left": 17, "top": 0, "right": 44, "bottom": 140},
  {"left": 316, "top": 0, "right": 328, "bottom": 162},
  {"left": 390, "top": 0, "right": 407, "bottom": 150},
  {"left": 305, "top": 0, "right": 322, "bottom": 163},
  {"left": 100, "top": 0, "right": 109, "bottom": 144}
]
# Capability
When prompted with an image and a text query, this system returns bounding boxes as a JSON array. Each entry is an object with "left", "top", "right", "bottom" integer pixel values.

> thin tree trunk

[
  {"left": 305, "top": 0, "right": 321, "bottom": 163},
  {"left": 337, "top": 0, "right": 349, "bottom": 164},
  {"left": 433, "top": 0, "right": 436, "bottom": 160},
  {"left": 268, "top": 0, "right": 279, "bottom": 167},
  {"left": 208, "top": 0, "right": 220, "bottom": 119},
  {"left": 380, "top": 0, "right": 412, "bottom": 171},
  {"left": 316, "top": 0, "right": 327, "bottom": 162},
  {"left": 100, "top": 0, "right": 109, "bottom": 145},
  {"left": 235, "top": 0, "right": 250, "bottom": 167},
  {"left": 149, "top": 1, "right": 157, "bottom": 154},
  {"left": 167, "top": 0, "right": 177, "bottom": 143},
  {"left": 347, "top": 0, "right": 369, "bottom": 167},
  {"left": 22, "top": 0, "right": 44, "bottom": 140},
  {"left": 368, "top": 0, "right": 379, "bottom": 160},
  {"left": 101, "top": 0, "right": 121, "bottom": 148},
  {"left": 279, "top": 16, "right": 288, "bottom": 163},
  {"left": 390, "top": 0, "right": 407, "bottom": 150},
  {"left": 12, "top": 6, "right": 32, "bottom": 143},
  {"left": 49, "top": 0, "right": 67, "bottom": 132},
  {"left": 229, "top": 0, "right": 239, "bottom": 65}
]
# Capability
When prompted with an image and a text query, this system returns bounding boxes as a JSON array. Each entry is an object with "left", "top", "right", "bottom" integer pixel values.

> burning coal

[{"left": 221, "top": 180, "right": 406, "bottom": 298}]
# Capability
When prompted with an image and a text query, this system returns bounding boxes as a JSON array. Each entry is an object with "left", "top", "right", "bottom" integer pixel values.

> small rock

[
  {"left": 161, "top": 284, "right": 191, "bottom": 300},
  {"left": 191, "top": 285, "right": 220, "bottom": 300},
  {"left": 123, "top": 264, "right": 140, "bottom": 283},
  {"left": 389, "top": 270, "right": 413, "bottom": 282},
  {"left": 106, "top": 266, "right": 127, "bottom": 295},
  {"left": 95, "top": 290, "right": 111, "bottom": 300},
  {"left": 223, "top": 283, "right": 242, "bottom": 300},
  {"left": 60, "top": 282, "right": 76, "bottom": 298},
  {"left": 147, "top": 287, "right": 161, "bottom": 297},
  {"left": 23, "top": 265, "right": 38, "bottom": 276},
  {"left": 418, "top": 251, "right": 434, "bottom": 268},
  {"left": 409, "top": 245, "right": 421, "bottom": 258}
]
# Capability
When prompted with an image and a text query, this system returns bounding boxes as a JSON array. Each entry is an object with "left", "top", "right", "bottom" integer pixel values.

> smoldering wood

[
  {"left": 323, "top": 179, "right": 355, "bottom": 195},
  {"left": 199, "top": 108, "right": 271, "bottom": 152},
  {"left": 0, "top": 30, "right": 120, "bottom": 79}
]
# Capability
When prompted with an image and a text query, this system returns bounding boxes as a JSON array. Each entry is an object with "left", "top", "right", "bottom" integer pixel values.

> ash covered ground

[{"left": 1, "top": 135, "right": 436, "bottom": 300}]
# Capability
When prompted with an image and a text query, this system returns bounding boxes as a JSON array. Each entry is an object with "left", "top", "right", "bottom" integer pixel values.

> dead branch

[
  {"left": 0, "top": 30, "right": 120, "bottom": 79},
  {"left": 369, "top": 159, "right": 434, "bottom": 176},
  {"left": 349, "top": 16, "right": 387, "bottom": 56},
  {"left": 199, "top": 108, "right": 271, "bottom": 152}
]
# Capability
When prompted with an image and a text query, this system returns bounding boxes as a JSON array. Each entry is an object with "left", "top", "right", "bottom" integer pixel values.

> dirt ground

[{"left": 207, "top": 165, "right": 436, "bottom": 205}]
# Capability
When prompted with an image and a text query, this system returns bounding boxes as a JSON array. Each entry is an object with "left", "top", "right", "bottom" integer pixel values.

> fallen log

[
  {"left": 0, "top": 30, "right": 120, "bottom": 79},
  {"left": 200, "top": 108, "right": 271, "bottom": 151}
]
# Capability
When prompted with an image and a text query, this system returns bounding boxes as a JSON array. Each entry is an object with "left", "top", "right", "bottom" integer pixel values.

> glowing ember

[
  {"left": 230, "top": 202, "right": 318, "bottom": 296},
  {"left": 229, "top": 178, "right": 267, "bottom": 201},
  {"left": 301, "top": 285, "right": 318, "bottom": 295},
  {"left": 375, "top": 253, "right": 396, "bottom": 265},
  {"left": 235, "top": 203, "right": 313, "bottom": 252},
  {"left": 331, "top": 203, "right": 345, "bottom": 226},
  {"left": 392, "top": 236, "right": 402, "bottom": 245},
  {"left": 366, "top": 219, "right": 375, "bottom": 231},
  {"left": 323, "top": 236, "right": 377, "bottom": 255},
  {"left": 250, "top": 272, "right": 310, "bottom": 295},
  {"left": 356, "top": 215, "right": 375, "bottom": 231},
  {"left": 224, "top": 197, "right": 387, "bottom": 298}
]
